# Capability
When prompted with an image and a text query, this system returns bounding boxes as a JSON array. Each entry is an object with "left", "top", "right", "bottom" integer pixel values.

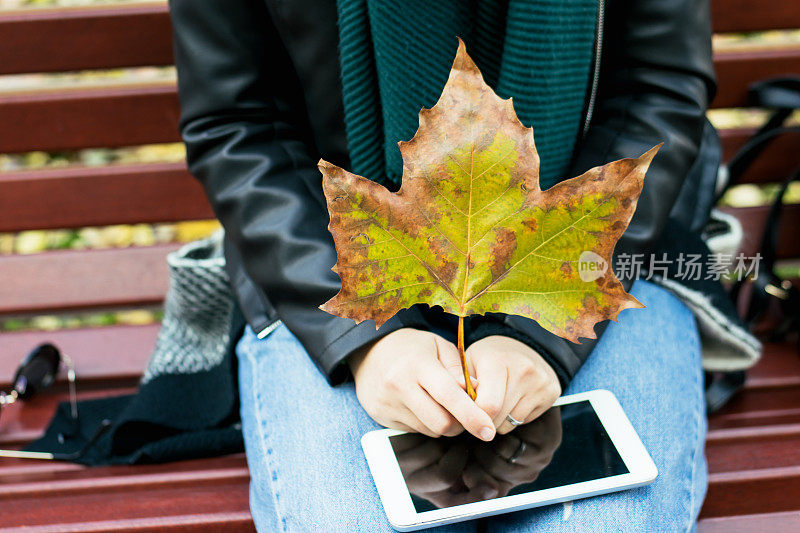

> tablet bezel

[{"left": 361, "top": 389, "right": 657, "bottom": 532}]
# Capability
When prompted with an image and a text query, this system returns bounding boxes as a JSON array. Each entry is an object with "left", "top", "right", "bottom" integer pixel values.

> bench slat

[
  {"left": 712, "top": 379, "right": 800, "bottom": 422},
  {"left": 0, "top": 1, "right": 797, "bottom": 77},
  {"left": 2, "top": 465, "right": 249, "bottom": 499},
  {"left": 0, "top": 479, "right": 252, "bottom": 530},
  {"left": 0, "top": 324, "right": 158, "bottom": 390},
  {"left": 0, "top": 127, "right": 789, "bottom": 235},
  {"left": 0, "top": 3, "right": 173, "bottom": 76},
  {"left": 0, "top": 245, "right": 178, "bottom": 316},
  {"left": 712, "top": 48, "right": 800, "bottom": 109},
  {"left": 706, "top": 424, "right": 800, "bottom": 472},
  {"left": 0, "top": 386, "right": 137, "bottom": 448},
  {"left": 0, "top": 84, "right": 179, "bottom": 154},
  {"left": 719, "top": 128, "right": 800, "bottom": 185},
  {"left": 0, "top": 455, "right": 246, "bottom": 484},
  {"left": 0, "top": 162, "right": 213, "bottom": 233},
  {"left": 699, "top": 510, "right": 800, "bottom": 533},
  {"left": 718, "top": 205, "right": 800, "bottom": 260},
  {"left": 3, "top": 513, "right": 256, "bottom": 533},
  {"left": 711, "top": 0, "right": 800, "bottom": 33},
  {"left": 1, "top": 48, "right": 797, "bottom": 153},
  {"left": 703, "top": 466, "right": 800, "bottom": 517}
]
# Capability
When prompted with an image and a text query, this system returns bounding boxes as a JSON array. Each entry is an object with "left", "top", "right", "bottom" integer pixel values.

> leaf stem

[{"left": 458, "top": 315, "right": 476, "bottom": 400}]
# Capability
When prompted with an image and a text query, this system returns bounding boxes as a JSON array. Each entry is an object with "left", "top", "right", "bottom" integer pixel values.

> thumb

[{"left": 435, "top": 336, "right": 478, "bottom": 391}]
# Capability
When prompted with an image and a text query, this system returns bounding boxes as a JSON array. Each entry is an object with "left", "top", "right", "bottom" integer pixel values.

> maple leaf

[{"left": 319, "top": 39, "right": 658, "bottom": 397}]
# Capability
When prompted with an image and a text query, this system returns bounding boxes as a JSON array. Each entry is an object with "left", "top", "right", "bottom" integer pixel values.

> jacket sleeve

[
  {"left": 468, "top": 0, "right": 717, "bottom": 389},
  {"left": 169, "top": 0, "right": 429, "bottom": 384}
]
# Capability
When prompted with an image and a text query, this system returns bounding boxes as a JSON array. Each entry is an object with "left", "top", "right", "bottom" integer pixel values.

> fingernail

[
  {"left": 479, "top": 427, "right": 495, "bottom": 441},
  {"left": 482, "top": 486, "right": 499, "bottom": 499}
]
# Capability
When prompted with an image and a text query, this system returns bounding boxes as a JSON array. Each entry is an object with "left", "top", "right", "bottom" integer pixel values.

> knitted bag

[{"left": 28, "top": 231, "right": 246, "bottom": 465}]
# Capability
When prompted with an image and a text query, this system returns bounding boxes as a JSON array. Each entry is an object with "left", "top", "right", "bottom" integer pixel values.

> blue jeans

[{"left": 237, "top": 280, "right": 707, "bottom": 532}]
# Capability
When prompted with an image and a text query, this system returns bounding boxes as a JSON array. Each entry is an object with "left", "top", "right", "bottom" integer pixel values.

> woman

[{"left": 169, "top": 0, "right": 745, "bottom": 530}]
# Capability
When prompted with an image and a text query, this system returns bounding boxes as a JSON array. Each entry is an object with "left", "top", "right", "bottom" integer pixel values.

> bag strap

[
  {"left": 717, "top": 76, "right": 800, "bottom": 201},
  {"left": 706, "top": 77, "right": 800, "bottom": 414}
]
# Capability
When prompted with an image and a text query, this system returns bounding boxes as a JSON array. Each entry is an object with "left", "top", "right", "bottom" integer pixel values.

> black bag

[{"left": 706, "top": 76, "right": 800, "bottom": 413}]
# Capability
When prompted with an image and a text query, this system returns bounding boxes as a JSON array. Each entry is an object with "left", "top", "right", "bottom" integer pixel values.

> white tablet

[{"left": 361, "top": 389, "right": 657, "bottom": 531}]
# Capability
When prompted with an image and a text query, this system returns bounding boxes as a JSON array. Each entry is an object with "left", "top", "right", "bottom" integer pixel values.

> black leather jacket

[{"left": 169, "top": 0, "right": 716, "bottom": 387}]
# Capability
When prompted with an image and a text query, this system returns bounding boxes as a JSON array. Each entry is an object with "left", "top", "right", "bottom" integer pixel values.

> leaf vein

[{"left": 338, "top": 186, "right": 457, "bottom": 300}]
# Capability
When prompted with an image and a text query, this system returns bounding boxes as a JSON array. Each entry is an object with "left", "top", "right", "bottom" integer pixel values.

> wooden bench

[{"left": 0, "top": 1, "right": 798, "bottom": 530}]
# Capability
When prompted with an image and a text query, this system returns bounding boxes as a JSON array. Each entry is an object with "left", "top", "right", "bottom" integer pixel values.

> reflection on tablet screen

[{"left": 388, "top": 400, "right": 629, "bottom": 512}]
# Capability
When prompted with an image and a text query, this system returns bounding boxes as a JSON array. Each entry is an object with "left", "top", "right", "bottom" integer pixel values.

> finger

[
  {"left": 497, "top": 395, "right": 545, "bottom": 434},
  {"left": 394, "top": 409, "right": 440, "bottom": 438},
  {"left": 435, "top": 336, "right": 477, "bottom": 391},
  {"left": 395, "top": 440, "right": 446, "bottom": 472},
  {"left": 383, "top": 419, "right": 419, "bottom": 434},
  {"left": 404, "top": 385, "right": 463, "bottom": 437},
  {"left": 406, "top": 443, "right": 468, "bottom": 492},
  {"left": 495, "top": 391, "right": 519, "bottom": 432},
  {"left": 388, "top": 432, "right": 430, "bottom": 454},
  {"left": 472, "top": 353, "right": 510, "bottom": 427},
  {"left": 418, "top": 363, "right": 496, "bottom": 441},
  {"left": 488, "top": 434, "right": 523, "bottom": 462},
  {"left": 497, "top": 398, "right": 529, "bottom": 435},
  {"left": 461, "top": 463, "right": 501, "bottom": 500}
]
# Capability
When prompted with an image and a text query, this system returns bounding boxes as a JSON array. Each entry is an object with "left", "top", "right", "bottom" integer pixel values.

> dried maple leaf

[{"left": 319, "top": 39, "right": 658, "bottom": 398}]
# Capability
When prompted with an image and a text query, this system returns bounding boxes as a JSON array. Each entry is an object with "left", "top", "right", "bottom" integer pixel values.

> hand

[
  {"left": 466, "top": 336, "right": 561, "bottom": 434},
  {"left": 465, "top": 406, "right": 563, "bottom": 495},
  {"left": 348, "top": 328, "right": 496, "bottom": 441},
  {"left": 392, "top": 434, "right": 483, "bottom": 508},
  {"left": 395, "top": 408, "right": 562, "bottom": 508}
]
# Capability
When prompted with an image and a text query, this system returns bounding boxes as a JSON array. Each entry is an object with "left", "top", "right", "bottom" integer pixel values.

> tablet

[{"left": 361, "top": 389, "right": 657, "bottom": 531}]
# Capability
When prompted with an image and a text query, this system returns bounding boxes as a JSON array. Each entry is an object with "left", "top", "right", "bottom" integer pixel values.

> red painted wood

[
  {"left": 719, "top": 127, "right": 800, "bottom": 185},
  {"left": 709, "top": 407, "right": 800, "bottom": 430},
  {"left": 0, "top": 3, "right": 173, "bottom": 76},
  {"left": 702, "top": 466, "right": 800, "bottom": 517},
  {"left": 3, "top": 465, "right": 249, "bottom": 499},
  {"left": 0, "top": 162, "right": 213, "bottom": 233},
  {"left": 0, "top": 245, "right": 178, "bottom": 315},
  {"left": 712, "top": 48, "right": 800, "bottom": 109},
  {"left": 0, "top": 455, "right": 246, "bottom": 485},
  {"left": 0, "top": 0, "right": 794, "bottom": 81},
  {"left": 706, "top": 424, "right": 800, "bottom": 472},
  {"left": 711, "top": 0, "right": 800, "bottom": 33},
  {"left": 712, "top": 379, "right": 800, "bottom": 417},
  {"left": 0, "top": 324, "right": 159, "bottom": 390},
  {"left": 719, "top": 204, "right": 800, "bottom": 260},
  {"left": 0, "top": 51, "right": 796, "bottom": 154},
  {"left": 0, "top": 84, "right": 180, "bottom": 154},
  {"left": 3, "top": 513, "right": 256, "bottom": 533},
  {"left": 0, "top": 1, "right": 796, "bottom": 78},
  {"left": 699, "top": 510, "right": 800, "bottom": 533},
  {"left": 0, "top": 481, "right": 252, "bottom": 528},
  {"left": 709, "top": 342, "right": 800, "bottom": 429},
  {"left": 746, "top": 343, "right": 800, "bottom": 386},
  {"left": 0, "top": 386, "right": 138, "bottom": 448}
]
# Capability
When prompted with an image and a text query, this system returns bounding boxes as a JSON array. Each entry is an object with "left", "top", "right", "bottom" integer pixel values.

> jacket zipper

[
  {"left": 582, "top": 0, "right": 605, "bottom": 138},
  {"left": 257, "top": 319, "right": 283, "bottom": 339}
]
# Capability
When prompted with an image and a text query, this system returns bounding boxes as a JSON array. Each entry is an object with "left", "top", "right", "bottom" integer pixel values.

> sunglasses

[{"left": 0, "top": 343, "right": 110, "bottom": 461}]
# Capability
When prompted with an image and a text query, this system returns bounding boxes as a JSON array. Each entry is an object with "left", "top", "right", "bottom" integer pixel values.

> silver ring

[
  {"left": 507, "top": 441, "right": 527, "bottom": 464},
  {"left": 506, "top": 413, "right": 524, "bottom": 427}
]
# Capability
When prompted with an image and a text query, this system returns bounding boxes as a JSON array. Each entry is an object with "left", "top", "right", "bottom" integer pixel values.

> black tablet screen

[{"left": 388, "top": 400, "right": 629, "bottom": 513}]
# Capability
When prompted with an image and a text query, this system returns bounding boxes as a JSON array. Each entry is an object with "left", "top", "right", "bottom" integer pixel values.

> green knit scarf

[{"left": 335, "top": 0, "right": 598, "bottom": 190}]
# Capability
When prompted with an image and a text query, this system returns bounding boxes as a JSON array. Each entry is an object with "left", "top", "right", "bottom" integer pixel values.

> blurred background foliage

[{"left": 0, "top": 0, "right": 798, "bottom": 332}]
